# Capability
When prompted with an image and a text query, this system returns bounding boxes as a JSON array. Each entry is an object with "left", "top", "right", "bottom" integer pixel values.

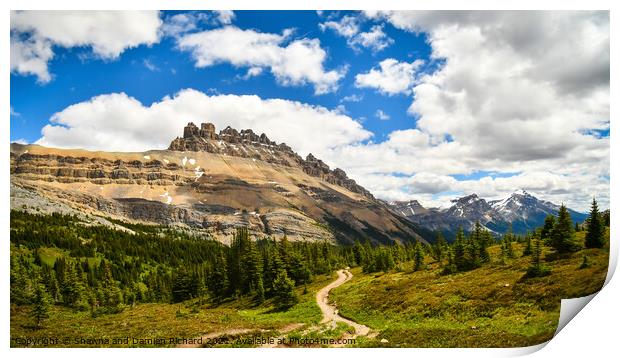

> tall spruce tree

[
  {"left": 31, "top": 282, "right": 52, "bottom": 327},
  {"left": 522, "top": 233, "right": 532, "bottom": 256},
  {"left": 272, "top": 269, "right": 298, "bottom": 311},
  {"left": 585, "top": 197, "right": 605, "bottom": 248},
  {"left": 540, "top": 215, "right": 556, "bottom": 244},
  {"left": 413, "top": 241, "right": 425, "bottom": 271},
  {"left": 453, "top": 227, "right": 467, "bottom": 271},
  {"left": 551, "top": 204, "right": 578, "bottom": 253}
]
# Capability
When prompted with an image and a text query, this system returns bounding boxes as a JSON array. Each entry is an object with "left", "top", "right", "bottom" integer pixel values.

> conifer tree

[
  {"left": 522, "top": 233, "right": 532, "bottom": 256},
  {"left": 31, "top": 283, "right": 52, "bottom": 327},
  {"left": 540, "top": 215, "right": 556, "bottom": 244},
  {"left": 272, "top": 269, "right": 298, "bottom": 311},
  {"left": 210, "top": 253, "right": 229, "bottom": 300},
  {"left": 453, "top": 227, "right": 467, "bottom": 271},
  {"left": 585, "top": 197, "right": 605, "bottom": 248},
  {"left": 62, "top": 262, "right": 84, "bottom": 307},
  {"left": 100, "top": 261, "right": 123, "bottom": 308},
  {"left": 526, "top": 236, "right": 550, "bottom": 277},
  {"left": 413, "top": 241, "right": 425, "bottom": 271},
  {"left": 433, "top": 233, "right": 447, "bottom": 263},
  {"left": 551, "top": 204, "right": 579, "bottom": 253}
]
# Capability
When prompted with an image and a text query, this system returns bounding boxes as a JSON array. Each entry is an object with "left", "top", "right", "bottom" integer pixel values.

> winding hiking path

[
  {"left": 316, "top": 268, "right": 371, "bottom": 337},
  {"left": 179, "top": 268, "right": 372, "bottom": 348}
]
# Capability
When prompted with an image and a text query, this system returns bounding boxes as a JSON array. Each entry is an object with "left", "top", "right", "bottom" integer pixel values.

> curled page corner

[
  {"left": 553, "top": 229, "right": 617, "bottom": 338},
  {"left": 554, "top": 293, "right": 597, "bottom": 336}
]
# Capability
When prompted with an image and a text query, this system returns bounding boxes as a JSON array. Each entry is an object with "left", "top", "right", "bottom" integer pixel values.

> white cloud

[
  {"left": 10, "top": 106, "right": 20, "bottom": 117},
  {"left": 319, "top": 15, "right": 359, "bottom": 38},
  {"left": 10, "top": 10, "right": 162, "bottom": 83},
  {"left": 36, "top": 89, "right": 371, "bottom": 158},
  {"left": 161, "top": 12, "right": 209, "bottom": 37},
  {"left": 241, "top": 67, "right": 263, "bottom": 79},
  {"left": 355, "top": 58, "right": 424, "bottom": 95},
  {"left": 12, "top": 138, "right": 29, "bottom": 145},
  {"left": 341, "top": 94, "right": 363, "bottom": 103},
  {"left": 349, "top": 25, "right": 394, "bottom": 52},
  {"left": 143, "top": 59, "right": 159, "bottom": 72},
  {"left": 375, "top": 109, "right": 390, "bottom": 120},
  {"left": 214, "top": 10, "right": 235, "bottom": 25},
  {"left": 320, "top": 15, "right": 393, "bottom": 52},
  {"left": 178, "top": 26, "right": 345, "bottom": 94}
]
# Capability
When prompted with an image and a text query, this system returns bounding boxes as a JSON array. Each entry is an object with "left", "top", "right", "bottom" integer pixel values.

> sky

[{"left": 9, "top": 10, "right": 610, "bottom": 211}]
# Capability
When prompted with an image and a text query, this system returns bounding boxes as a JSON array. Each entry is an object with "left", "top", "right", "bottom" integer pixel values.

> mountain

[
  {"left": 387, "top": 200, "right": 431, "bottom": 217},
  {"left": 10, "top": 122, "right": 432, "bottom": 245},
  {"left": 387, "top": 190, "right": 587, "bottom": 239}
]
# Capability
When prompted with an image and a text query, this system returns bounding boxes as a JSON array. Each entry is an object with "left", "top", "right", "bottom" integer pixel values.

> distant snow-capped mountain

[
  {"left": 387, "top": 190, "right": 587, "bottom": 240},
  {"left": 388, "top": 199, "right": 431, "bottom": 217}
]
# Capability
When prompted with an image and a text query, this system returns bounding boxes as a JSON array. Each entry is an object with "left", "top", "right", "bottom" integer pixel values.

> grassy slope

[
  {"left": 330, "top": 234, "right": 609, "bottom": 347},
  {"left": 11, "top": 272, "right": 335, "bottom": 347}
]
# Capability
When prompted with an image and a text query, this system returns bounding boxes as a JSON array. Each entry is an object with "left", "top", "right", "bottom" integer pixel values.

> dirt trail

[
  {"left": 179, "top": 268, "right": 372, "bottom": 348},
  {"left": 316, "top": 269, "right": 371, "bottom": 337}
]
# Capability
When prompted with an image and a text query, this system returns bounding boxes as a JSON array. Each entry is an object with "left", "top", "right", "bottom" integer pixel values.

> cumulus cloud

[
  {"left": 341, "top": 94, "right": 363, "bottom": 103},
  {"left": 177, "top": 26, "right": 345, "bottom": 94},
  {"left": 36, "top": 89, "right": 371, "bottom": 157},
  {"left": 161, "top": 12, "right": 209, "bottom": 37},
  {"left": 143, "top": 59, "right": 159, "bottom": 72},
  {"left": 214, "top": 10, "right": 235, "bottom": 25},
  {"left": 319, "top": 15, "right": 359, "bottom": 38},
  {"left": 162, "top": 11, "right": 236, "bottom": 37},
  {"left": 10, "top": 10, "right": 162, "bottom": 83},
  {"left": 355, "top": 58, "right": 424, "bottom": 95},
  {"left": 320, "top": 15, "right": 393, "bottom": 52},
  {"left": 375, "top": 109, "right": 390, "bottom": 120},
  {"left": 349, "top": 25, "right": 394, "bottom": 52}
]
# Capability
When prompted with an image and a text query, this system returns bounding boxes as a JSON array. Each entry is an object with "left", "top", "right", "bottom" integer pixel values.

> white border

[{"left": 3, "top": 1, "right": 616, "bottom": 358}]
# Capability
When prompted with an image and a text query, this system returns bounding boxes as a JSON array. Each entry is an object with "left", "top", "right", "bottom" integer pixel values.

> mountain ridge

[{"left": 388, "top": 190, "right": 587, "bottom": 239}]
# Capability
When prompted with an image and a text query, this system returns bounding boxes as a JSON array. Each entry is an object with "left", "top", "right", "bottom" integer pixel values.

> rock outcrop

[{"left": 170, "top": 122, "right": 373, "bottom": 199}]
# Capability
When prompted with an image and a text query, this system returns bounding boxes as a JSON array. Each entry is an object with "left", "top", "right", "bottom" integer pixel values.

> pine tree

[
  {"left": 62, "top": 262, "right": 84, "bottom": 307},
  {"left": 209, "top": 253, "right": 229, "bottom": 300},
  {"left": 433, "top": 233, "right": 446, "bottom": 263},
  {"left": 585, "top": 197, "right": 605, "bottom": 248},
  {"left": 31, "top": 283, "right": 52, "bottom": 327},
  {"left": 540, "top": 215, "right": 556, "bottom": 244},
  {"left": 272, "top": 269, "right": 298, "bottom": 311},
  {"left": 453, "top": 227, "right": 467, "bottom": 271},
  {"left": 525, "top": 237, "right": 550, "bottom": 277},
  {"left": 441, "top": 246, "right": 457, "bottom": 275},
  {"left": 413, "top": 241, "right": 425, "bottom": 271},
  {"left": 100, "top": 261, "right": 123, "bottom": 308},
  {"left": 551, "top": 204, "right": 579, "bottom": 254},
  {"left": 522, "top": 233, "right": 532, "bottom": 256},
  {"left": 505, "top": 237, "right": 515, "bottom": 259}
]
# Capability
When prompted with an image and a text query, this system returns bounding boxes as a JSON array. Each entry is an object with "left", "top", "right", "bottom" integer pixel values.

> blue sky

[
  {"left": 9, "top": 10, "right": 610, "bottom": 211},
  {"left": 10, "top": 10, "right": 434, "bottom": 144}
]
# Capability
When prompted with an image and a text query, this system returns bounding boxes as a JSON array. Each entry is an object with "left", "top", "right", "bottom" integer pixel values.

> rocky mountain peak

[
  {"left": 388, "top": 199, "right": 429, "bottom": 217},
  {"left": 169, "top": 122, "right": 374, "bottom": 199}
]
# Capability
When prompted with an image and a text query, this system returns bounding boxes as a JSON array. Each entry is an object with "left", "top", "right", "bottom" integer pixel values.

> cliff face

[
  {"left": 10, "top": 123, "right": 429, "bottom": 245},
  {"left": 168, "top": 122, "right": 374, "bottom": 199}
]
